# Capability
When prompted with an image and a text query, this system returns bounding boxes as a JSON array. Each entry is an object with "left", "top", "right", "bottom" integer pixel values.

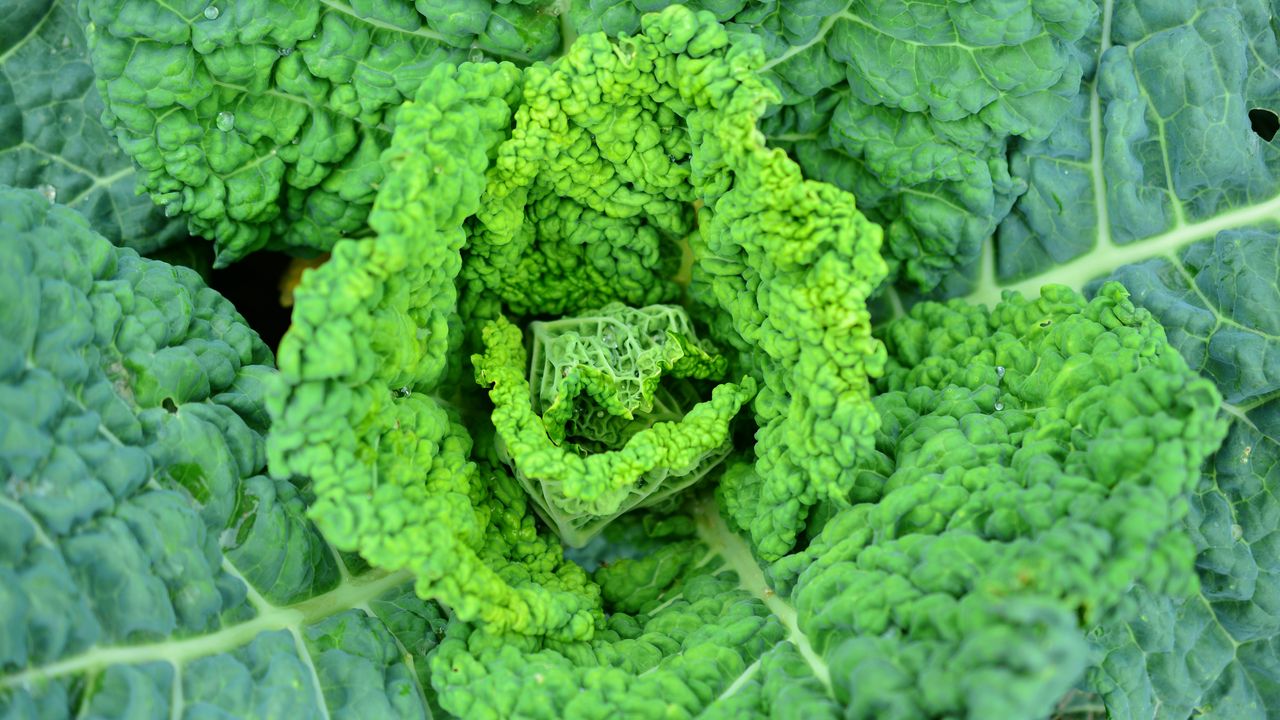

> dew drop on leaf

[
  {"left": 216, "top": 111, "right": 236, "bottom": 132},
  {"left": 203, "top": 5, "right": 219, "bottom": 20},
  {"left": 37, "top": 184, "right": 56, "bottom": 203}
]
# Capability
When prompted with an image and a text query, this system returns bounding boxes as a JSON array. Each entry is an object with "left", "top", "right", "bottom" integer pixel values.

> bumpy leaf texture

[
  {"left": 268, "top": 58, "right": 604, "bottom": 643},
  {"left": 571, "top": 0, "right": 1100, "bottom": 292},
  {"left": 957, "top": 1, "right": 1280, "bottom": 715},
  {"left": 270, "top": 7, "right": 1234, "bottom": 718},
  {"left": 0, "top": 0, "right": 184, "bottom": 250},
  {"left": 528, "top": 303, "right": 728, "bottom": 448},
  {"left": 0, "top": 186, "right": 445, "bottom": 718},
  {"left": 77, "top": 0, "right": 572, "bottom": 264},
  {"left": 434, "top": 281, "right": 1223, "bottom": 720},
  {"left": 474, "top": 312, "right": 754, "bottom": 547},
  {"left": 269, "top": 4, "right": 886, "bottom": 643}
]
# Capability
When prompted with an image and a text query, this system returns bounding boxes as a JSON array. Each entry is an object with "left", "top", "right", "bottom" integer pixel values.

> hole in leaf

[
  {"left": 166, "top": 462, "right": 210, "bottom": 502},
  {"left": 162, "top": 397, "right": 178, "bottom": 413},
  {"left": 1249, "top": 108, "right": 1278, "bottom": 142}
]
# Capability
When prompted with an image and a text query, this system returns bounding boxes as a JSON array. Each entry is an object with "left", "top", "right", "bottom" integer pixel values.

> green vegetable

[
  {"left": 0, "top": 185, "right": 442, "bottom": 717},
  {"left": 431, "top": 281, "right": 1224, "bottom": 719},
  {"left": 571, "top": 0, "right": 1100, "bottom": 292},
  {"left": 961, "top": 1, "right": 1280, "bottom": 714},
  {"left": 269, "top": 57, "right": 601, "bottom": 642},
  {"left": 5, "top": 0, "right": 1273, "bottom": 716},
  {"left": 475, "top": 307, "right": 754, "bottom": 547},
  {"left": 528, "top": 304, "right": 728, "bottom": 450},
  {"left": 266, "top": 7, "right": 1229, "bottom": 718},
  {"left": 269, "top": 4, "right": 886, "bottom": 640},
  {"left": 77, "top": 0, "right": 570, "bottom": 264},
  {"left": 0, "top": 0, "right": 185, "bottom": 250}
]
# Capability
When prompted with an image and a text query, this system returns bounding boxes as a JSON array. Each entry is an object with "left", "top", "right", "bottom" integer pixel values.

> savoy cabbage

[
  {"left": 0, "top": 186, "right": 441, "bottom": 718},
  {"left": 0, "top": 0, "right": 185, "bottom": 251},
  {"left": 0, "top": 0, "right": 1278, "bottom": 718}
]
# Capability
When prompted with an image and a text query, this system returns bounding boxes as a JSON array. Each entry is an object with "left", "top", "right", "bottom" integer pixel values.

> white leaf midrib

[
  {"left": 965, "top": 190, "right": 1280, "bottom": 307},
  {"left": 693, "top": 502, "right": 832, "bottom": 696},
  {"left": 0, "top": 567, "right": 413, "bottom": 692},
  {"left": 967, "top": 0, "right": 1280, "bottom": 307},
  {"left": 1089, "top": 0, "right": 1117, "bottom": 254}
]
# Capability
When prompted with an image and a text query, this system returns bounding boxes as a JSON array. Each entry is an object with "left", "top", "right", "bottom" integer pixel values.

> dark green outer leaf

[
  {"left": 77, "top": 0, "right": 570, "bottom": 264},
  {"left": 0, "top": 187, "right": 445, "bottom": 719},
  {"left": 954, "top": 1, "right": 1280, "bottom": 715},
  {"left": 570, "top": 0, "right": 1098, "bottom": 292},
  {"left": 0, "top": 0, "right": 184, "bottom": 251}
]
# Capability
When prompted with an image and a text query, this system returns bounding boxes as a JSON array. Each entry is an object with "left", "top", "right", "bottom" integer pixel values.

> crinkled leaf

[
  {"left": 0, "top": 187, "right": 442, "bottom": 718},
  {"left": 77, "top": 0, "right": 568, "bottom": 264},
  {"left": 269, "top": 7, "right": 887, "bottom": 646},
  {"left": 474, "top": 314, "right": 753, "bottom": 547},
  {"left": 570, "top": 0, "right": 1098, "bottom": 291},
  {"left": 955, "top": 1, "right": 1280, "bottom": 715},
  {"left": 0, "top": 0, "right": 183, "bottom": 250},
  {"left": 528, "top": 303, "right": 727, "bottom": 449}
]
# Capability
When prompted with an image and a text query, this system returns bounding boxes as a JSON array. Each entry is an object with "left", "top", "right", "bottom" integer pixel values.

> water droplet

[
  {"left": 61, "top": 36, "right": 71, "bottom": 49},
  {"left": 993, "top": 402, "right": 1004, "bottom": 411},
  {"left": 995, "top": 365, "right": 1005, "bottom": 380},
  {"left": 600, "top": 329, "right": 617, "bottom": 348},
  {"left": 468, "top": 48, "right": 483, "bottom": 63},
  {"left": 278, "top": 46, "right": 294, "bottom": 56},
  {"left": 203, "top": 5, "right": 219, "bottom": 20},
  {"left": 37, "top": 184, "right": 56, "bottom": 203},
  {"left": 1232, "top": 523, "right": 1244, "bottom": 541},
  {"left": 164, "top": 202, "right": 181, "bottom": 217},
  {"left": 433, "top": 165, "right": 443, "bottom": 174},
  {"left": 216, "top": 111, "right": 235, "bottom": 132},
  {"left": 395, "top": 387, "right": 411, "bottom": 398}
]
